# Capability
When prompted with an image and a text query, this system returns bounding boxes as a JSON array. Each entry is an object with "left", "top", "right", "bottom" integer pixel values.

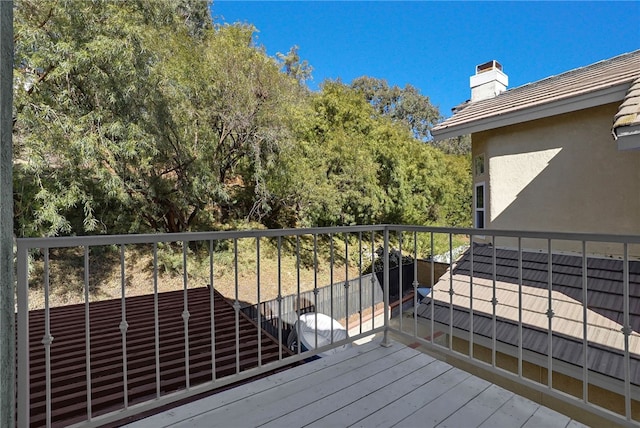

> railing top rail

[
  {"left": 15, "top": 225, "right": 386, "bottom": 250},
  {"left": 16, "top": 224, "right": 640, "bottom": 251},
  {"left": 387, "top": 225, "right": 640, "bottom": 244}
]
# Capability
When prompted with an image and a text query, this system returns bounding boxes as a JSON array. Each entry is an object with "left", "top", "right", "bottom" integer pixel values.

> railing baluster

[
  {"left": 623, "top": 243, "right": 631, "bottom": 421},
  {"left": 119, "top": 244, "right": 129, "bottom": 409},
  {"left": 17, "top": 243, "right": 29, "bottom": 428},
  {"left": 581, "top": 241, "right": 588, "bottom": 404},
  {"left": 330, "top": 233, "right": 334, "bottom": 342},
  {"left": 518, "top": 237, "right": 523, "bottom": 379},
  {"left": 209, "top": 240, "right": 216, "bottom": 380},
  {"left": 313, "top": 234, "right": 318, "bottom": 350},
  {"left": 371, "top": 231, "right": 376, "bottom": 331},
  {"left": 547, "top": 239, "right": 553, "bottom": 389},
  {"left": 256, "top": 237, "right": 262, "bottom": 367},
  {"left": 182, "top": 241, "right": 191, "bottom": 389},
  {"left": 491, "top": 237, "right": 497, "bottom": 368},
  {"left": 277, "top": 237, "right": 283, "bottom": 361},
  {"left": 344, "top": 234, "right": 350, "bottom": 337},
  {"left": 382, "top": 228, "right": 391, "bottom": 347},
  {"left": 398, "top": 231, "right": 403, "bottom": 332},
  {"left": 469, "top": 235, "right": 474, "bottom": 359},
  {"left": 358, "top": 232, "right": 363, "bottom": 336},
  {"left": 233, "top": 238, "right": 240, "bottom": 373},
  {"left": 83, "top": 246, "right": 92, "bottom": 420},
  {"left": 154, "top": 243, "right": 161, "bottom": 397},
  {"left": 413, "top": 232, "right": 418, "bottom": 339},
  {"left": 430, "top": 232, "right": 435, "bottom": 345},
  {"left": 449, "top": 233, "right": 454, "bottom": 351},
  {"left": 43, "top": 249, "right": 53, "bottom": 428},
  {"left": 296, "top": 235, "right": 301, "bottom": 355}
]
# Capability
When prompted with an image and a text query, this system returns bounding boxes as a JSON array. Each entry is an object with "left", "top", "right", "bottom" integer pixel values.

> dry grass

[
  {"left": 25, "top": 237, "right": 368, "bottom": 311},
  {"left": 22, "top": 231, "right": 468, "bottom": 311}
]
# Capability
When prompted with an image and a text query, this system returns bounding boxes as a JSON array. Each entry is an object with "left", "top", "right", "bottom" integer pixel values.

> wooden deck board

[
  {"left": 521, "top": 405, "right": 572, "bottom": 428},
  {"left": 350, "top": 366, "right": 472, "bottom": 427},
  {"left": 393, "top": 375, "right": 493, "bottom": 427},
  {"left": 125, "top": 339, "right": 587, "bottom": 428},
  {"left": 206, "top": 347, "right": 415, "bottom": 427},
  {"left": 306, "top": 358, "right": 451, "bottom": 428},
  {"left": 435, "top": 383, "right": 515, "bottom": 428},
  {"left": 478, "top": 395, "right": 545, "bottom": 428},
  {"left": 258, "top": 349, "right": 429, "bottom": 427}
]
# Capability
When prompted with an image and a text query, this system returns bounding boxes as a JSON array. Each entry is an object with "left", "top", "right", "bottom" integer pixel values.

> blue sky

[{"left": 212, "top": 1, "right": 640, "bottom": 118}]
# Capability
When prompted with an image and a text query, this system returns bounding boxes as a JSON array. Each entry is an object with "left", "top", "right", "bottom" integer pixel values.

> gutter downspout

[{"left": 0, "top": 2, "right": 14, "bottom": 427}]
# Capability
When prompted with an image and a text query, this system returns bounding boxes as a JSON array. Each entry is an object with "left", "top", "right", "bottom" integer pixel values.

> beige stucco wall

[{"left": 472, "top": 103, "right": 640, "bottom": 257}]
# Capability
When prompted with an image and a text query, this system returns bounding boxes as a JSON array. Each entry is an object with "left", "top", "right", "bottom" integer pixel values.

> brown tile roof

[
  {"left": 613, "top": 77, "right": 640, "bottom": 139},
  {"left": 432, "top": 50, "right": 640, "bottom": 138},
  {"left": 417, "top": 245, "right": 640, "bottom": 385},
  {"left": 22, "top": 287, "right": 293, "bottom": 427}
]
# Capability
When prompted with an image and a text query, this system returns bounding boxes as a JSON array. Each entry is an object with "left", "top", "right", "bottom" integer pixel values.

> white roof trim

[
  {"left": 432, "top": 83, "right": 631, "bottom": 140},
  {"left": 616, "top": 132, "right": 640, "bottom": 151}
]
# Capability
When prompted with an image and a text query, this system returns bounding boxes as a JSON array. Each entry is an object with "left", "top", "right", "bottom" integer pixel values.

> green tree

[
  {"left": 432, "top": 134, "right": 471, "bottom": 155},
  {"left": 266, "top": 81, "right": 384, "bottom": 227},
  {"left": 265, "top": 80, "right": 470, "bottom": 228},
  {"left": 351, "top": 76, "right": 440, "bottom": 142},
  {"left": 276, "top": 45, "right": 313, "bottom": 85},
  {"left": 13, "top": 1, "right": 297, "bottom": 235},
  {"left": 153, "top": 22, "right": 299, "bottom": 228},
  {"left": 13, "top": 0, "right": 471, "bottom": 236},
  {"left": 14, "top": 0, "right": 176, "bottom": 235},
  {"left": 439, "top": 153, "right": 472, "bottom": 226}
]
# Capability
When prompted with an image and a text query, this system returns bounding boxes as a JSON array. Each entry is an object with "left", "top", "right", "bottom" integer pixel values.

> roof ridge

[
  {"left": 432, "top": 50, "right": 640, "bottom": 138},
  {"left": 480, "top": 49, "right": 640, "bottom": 105}
]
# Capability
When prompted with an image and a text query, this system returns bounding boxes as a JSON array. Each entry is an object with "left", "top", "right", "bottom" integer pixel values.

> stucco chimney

[{"left": 470, "top": 60, "right": 508, "bottom": 102}]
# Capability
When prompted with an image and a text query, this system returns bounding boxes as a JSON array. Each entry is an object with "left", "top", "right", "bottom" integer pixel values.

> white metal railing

[
  {"left": 15, "top": 225, "right": 640, "bottom": 427},
  {"left": 386, "top": 225, "right": 640, "bottom": 428}
]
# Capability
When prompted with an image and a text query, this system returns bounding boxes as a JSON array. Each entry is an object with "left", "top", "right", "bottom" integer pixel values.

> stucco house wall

[{"left": 472, "top": 103, "right": 640, "bottom": 257}]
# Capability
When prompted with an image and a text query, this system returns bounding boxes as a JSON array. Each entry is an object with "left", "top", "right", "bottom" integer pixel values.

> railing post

[
  {"left": 381, "top": 227, "right": 391, "bottom": 347},
  {"left": 0, "top": 3, "right": 14, "bottom": 427}
]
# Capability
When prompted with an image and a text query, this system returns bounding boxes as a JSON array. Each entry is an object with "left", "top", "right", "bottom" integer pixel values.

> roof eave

[{"left": 432, "top": 83, "right": 631, "bottom": 141}]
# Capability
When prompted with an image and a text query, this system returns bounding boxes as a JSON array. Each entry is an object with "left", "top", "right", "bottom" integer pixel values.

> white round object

[{"left": 294, "top": 313, "right": 351, "bottom": 357}]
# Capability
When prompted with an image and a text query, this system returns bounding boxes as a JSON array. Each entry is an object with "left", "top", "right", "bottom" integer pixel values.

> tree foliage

[
  {"left": 351, "top": 76, "right": 440, "bottom": 142},
  {"left": 13, "top": 1, "right": 471, "bottom": 237},
  {"left": 276, "top": 45, "right": 313, "bottom": 85},
  {"left": 265, "top": 81, "right": 471, "bottom": 228},
  {"left": 14, "top": 0, "right": 298, "bottom": 235}
]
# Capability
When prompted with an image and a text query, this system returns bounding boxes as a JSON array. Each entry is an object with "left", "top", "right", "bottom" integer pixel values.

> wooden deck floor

[{"left": 125, "top": 338, "right": 587, "bottom": 428}]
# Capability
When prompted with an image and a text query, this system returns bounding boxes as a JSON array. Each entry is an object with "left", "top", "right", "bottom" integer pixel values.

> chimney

[{"left": 470, "top": 60, "right": 508, "bottom": 102}]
